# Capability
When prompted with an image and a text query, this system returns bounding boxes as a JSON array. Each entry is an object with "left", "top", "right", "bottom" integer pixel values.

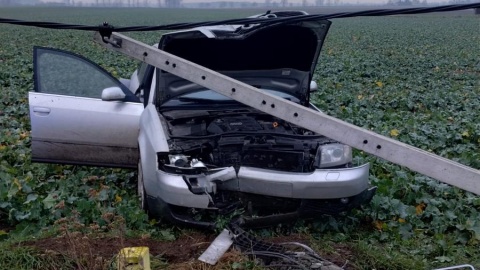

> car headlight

[
  {"left": 314, "top": 144, "right": 352, "bottom": 168},
  {"left": 169, "top": 154, "right": 189, "bottom": 167}
]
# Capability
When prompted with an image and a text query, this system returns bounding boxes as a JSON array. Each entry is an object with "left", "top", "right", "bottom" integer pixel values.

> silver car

[{"left": 29, "top": 11, "right": 375, "bottom": 228}]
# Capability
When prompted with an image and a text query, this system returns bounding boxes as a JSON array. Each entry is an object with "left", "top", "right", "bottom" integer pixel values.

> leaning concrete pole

[{"left": 95, "top": 32, "right": 480, "bottom": 195}]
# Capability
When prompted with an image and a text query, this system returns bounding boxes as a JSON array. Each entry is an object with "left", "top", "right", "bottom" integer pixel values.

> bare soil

[
  {"left": 23, "top": 230, "right": 355, "bottom": 269},
  {"left": 24, "top": 231, "right": 215, "bottom": 264}
]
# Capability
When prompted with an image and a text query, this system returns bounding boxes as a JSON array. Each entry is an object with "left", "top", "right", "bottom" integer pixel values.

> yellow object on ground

[{"left": 117, "top": 247, "right": 151, "bottom": 270}]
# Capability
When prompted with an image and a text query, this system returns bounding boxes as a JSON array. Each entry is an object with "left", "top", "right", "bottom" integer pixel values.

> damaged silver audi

[{"left": 29, "top": 11, "right": 375, "bottom": 228}]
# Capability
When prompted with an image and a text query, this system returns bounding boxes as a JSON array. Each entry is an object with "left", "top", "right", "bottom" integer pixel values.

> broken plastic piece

[{"left": 198, "top": 229, "right": 233, "bottom": 265}]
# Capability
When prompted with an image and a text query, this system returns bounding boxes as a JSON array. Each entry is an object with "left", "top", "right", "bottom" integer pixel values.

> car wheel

[{"left": 138, "top": 159, "right": 148, "bottom": 211}]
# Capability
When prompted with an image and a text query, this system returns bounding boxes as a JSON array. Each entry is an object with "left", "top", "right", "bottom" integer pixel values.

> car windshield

[{"left": 161, "top": 89, "right": 300, "bottom": 106}]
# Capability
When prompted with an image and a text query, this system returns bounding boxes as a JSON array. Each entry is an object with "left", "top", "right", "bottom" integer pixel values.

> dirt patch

[
  {"left": 24, "top": 231, "right": 215, "bottom": 264},
  {"left": 23, "top": 231, "right": 350, "bottom": 269},
  {"left": 267, "top": 234, "right": 354, "bottom": 268}
]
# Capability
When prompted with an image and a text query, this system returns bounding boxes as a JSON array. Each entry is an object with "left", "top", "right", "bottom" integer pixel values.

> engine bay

[{"left": 161, "top": 109, "right": 339, "bottom": 172}]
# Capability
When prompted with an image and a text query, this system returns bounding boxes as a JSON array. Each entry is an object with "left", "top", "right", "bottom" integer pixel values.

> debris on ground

[{"left": 199, "top": 223, "right": 345, "bottom": 269}]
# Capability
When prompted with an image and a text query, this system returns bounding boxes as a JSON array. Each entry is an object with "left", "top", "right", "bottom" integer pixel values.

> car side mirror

[
  {"left": 310, "top": 81, "right": 318, "bottom": 93},
  {"left": 101, "top": 87, "right": 126, "bottom": 101}
]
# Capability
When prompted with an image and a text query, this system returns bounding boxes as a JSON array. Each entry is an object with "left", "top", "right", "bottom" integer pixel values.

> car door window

[{"left": 34, "top": 47, "right": 139, "bottom": 102}]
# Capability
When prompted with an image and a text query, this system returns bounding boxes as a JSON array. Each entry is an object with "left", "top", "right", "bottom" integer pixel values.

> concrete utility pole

[{"left": 94, "top": 31, "right": 480, "bottom": 196}]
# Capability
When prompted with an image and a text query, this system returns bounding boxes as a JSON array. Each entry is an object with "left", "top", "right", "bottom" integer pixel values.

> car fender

[{"left": 138, "top": 104, "right": 169, "bottom": 193}]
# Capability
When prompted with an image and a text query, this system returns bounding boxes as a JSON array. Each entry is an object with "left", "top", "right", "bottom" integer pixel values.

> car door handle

[{"left": 32, "top": 107, "right": 51, "bottom": 116}]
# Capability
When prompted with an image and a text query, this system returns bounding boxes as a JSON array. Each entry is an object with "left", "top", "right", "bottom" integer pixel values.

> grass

[
  {"left": 0, "top": 6, "right": 479, "bottom": 269},
  {"left": 0, "top": 240, "right": 74, "bottom": 269}
]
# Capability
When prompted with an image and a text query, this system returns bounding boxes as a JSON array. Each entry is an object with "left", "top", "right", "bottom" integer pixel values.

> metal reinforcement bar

[{"left": 94, "top": 32, "right": 480, "bottom": 196}]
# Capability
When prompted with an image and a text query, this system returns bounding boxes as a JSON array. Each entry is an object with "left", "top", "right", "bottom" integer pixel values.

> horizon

[{"left": 1, "top": 0, "right": 455, "bottom": 7}]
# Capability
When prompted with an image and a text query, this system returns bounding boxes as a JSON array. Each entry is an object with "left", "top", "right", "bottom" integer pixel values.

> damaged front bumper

[
  {"left": 145, "top": 163, "right": 375, "bottom": 228},
  {"left": 232, "top": 163, "right": 370, "bottom": 199},
  {"left": 150, "top": 163, "right": 370, "bottom": 207}
]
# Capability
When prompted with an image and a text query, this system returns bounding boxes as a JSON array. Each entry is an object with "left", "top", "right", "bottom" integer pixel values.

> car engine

[{"left": 163, "top": 109, "right": 339, "bottom": 172}]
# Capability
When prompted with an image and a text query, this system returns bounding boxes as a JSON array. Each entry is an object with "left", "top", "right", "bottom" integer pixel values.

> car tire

[
  {"left": 137, "top": 159, "right": 166, "bottom": 221},
  {"left": 137, "top": 159, "right": 148, "bottom": 211}
]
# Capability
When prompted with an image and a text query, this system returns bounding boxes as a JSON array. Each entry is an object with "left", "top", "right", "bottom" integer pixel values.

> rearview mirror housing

[
  {"left": 101, "top": 87, "right": 126, "bottom": 101},
  {"left": 310, "top": 81, "right": 318, "bottom": 93}
]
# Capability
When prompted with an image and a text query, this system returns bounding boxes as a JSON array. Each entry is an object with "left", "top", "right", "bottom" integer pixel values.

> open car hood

[{"left": 156, "top": 15, "right": 331, "bottom": 105}]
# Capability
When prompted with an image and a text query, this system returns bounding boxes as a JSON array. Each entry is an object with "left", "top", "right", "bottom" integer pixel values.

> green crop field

[{"left": 0, "top": 7, "right": 479, "bottom": 269}]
